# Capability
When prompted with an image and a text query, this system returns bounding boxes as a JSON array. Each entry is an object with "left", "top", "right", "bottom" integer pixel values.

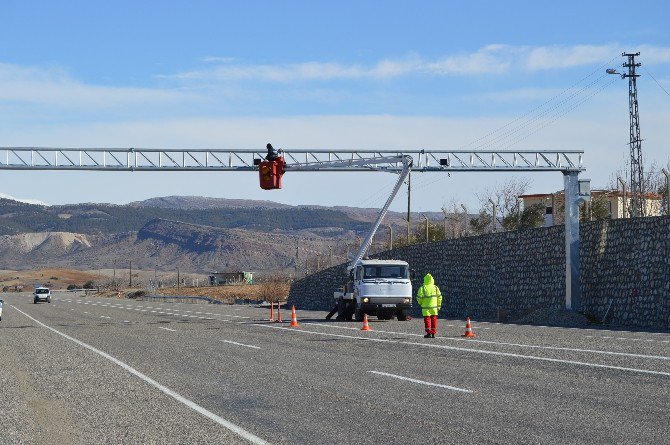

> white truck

[
  {"left": 333, "top": 259, "right": 412, "bottom": 321},
  {"left": 325, "top": 155, "right": 414, "bottom": 322},
  {"left": 33, "top": 287, "right": 51, "bottom": 304}
]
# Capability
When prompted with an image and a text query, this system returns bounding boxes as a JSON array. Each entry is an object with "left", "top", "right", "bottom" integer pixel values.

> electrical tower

[{"left": 622, "top": 52, "right": 644, "bottom": 217}]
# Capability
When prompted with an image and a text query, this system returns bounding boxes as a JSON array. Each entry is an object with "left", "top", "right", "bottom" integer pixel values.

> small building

[
  {"left": 209, "top": 271, "right": 253, "bottom": 286},
  {"left": 520, "top": 190, "right": 663, "bottom": 225}
]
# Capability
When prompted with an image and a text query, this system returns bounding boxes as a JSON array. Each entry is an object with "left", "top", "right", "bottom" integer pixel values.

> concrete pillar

[{"left": 563, "top": 171, "right": 581, "bottom": 311}]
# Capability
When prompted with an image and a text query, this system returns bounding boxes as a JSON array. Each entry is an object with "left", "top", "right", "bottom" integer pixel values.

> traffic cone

[
  {"left": 269, "top": 301, "right": 275, "bottom": 322},
  {"left": 361, "top": 313, "right": 371, "bottom": 331},
  {"left": 289, "top": 306, "right": 299, "bottom": 327},
  {"left": 276, "top": 303, "right": 283, "bottom": 323},
  {"left": 461, "top": 317, "right": 477, "bottom": 338}
]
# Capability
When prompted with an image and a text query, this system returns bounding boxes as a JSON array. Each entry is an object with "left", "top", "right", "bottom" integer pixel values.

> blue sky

[{"left": 0, "top": 1, "right": 669, "bottom": 211}]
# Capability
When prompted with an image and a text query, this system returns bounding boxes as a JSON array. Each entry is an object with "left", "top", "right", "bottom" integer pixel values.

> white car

[
  {"left": 34, "top": 287, "right": 51, "bottom": 304},
  {"left": 0, "top": 298, "right": 3, "bottom": 320}
]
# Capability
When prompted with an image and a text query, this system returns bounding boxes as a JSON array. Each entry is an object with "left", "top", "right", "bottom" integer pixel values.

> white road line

[
  {"left": 220, "top": 340, "right": 261, "bottom": 350},
  {"left": 368, "top": 371, "right": 472, "bottom": 393},
  {"left": 158, "top": 327, "right": 177, "bottom": 332},
  {"left": 123, "top": 320, "right": 131, "bottom": 323},
  {"left": 11, "top": 305, "right": 269, "bottom": 445},
  {"left": 256, "top": 324, "right": 670, "bottom": 378},
  {"left": 304, "top": 322, "right": 670, "bottom": 361}
]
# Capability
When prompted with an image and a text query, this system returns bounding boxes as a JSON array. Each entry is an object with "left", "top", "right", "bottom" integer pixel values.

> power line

[
  {"left": 459, "top": 56, "right": 619, "bottom": 151},
  {"left": 643, "top": 66, "right": 670, "bottom": 99}
]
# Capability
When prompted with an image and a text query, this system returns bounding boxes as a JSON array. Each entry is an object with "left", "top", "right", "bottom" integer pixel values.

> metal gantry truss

[{"left": 0, "top": 147, "right": 584, "bottom": 172}]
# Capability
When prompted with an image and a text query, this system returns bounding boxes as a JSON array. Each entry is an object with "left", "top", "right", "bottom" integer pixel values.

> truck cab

[
  {"left": 334, "top": 259, "right": 412, "bottom": 321},
  {"left": 33, "top": 287, "right": 51, "bottom": 304}
]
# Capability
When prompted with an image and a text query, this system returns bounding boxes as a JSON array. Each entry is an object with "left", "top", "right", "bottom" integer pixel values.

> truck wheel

[
  {"left": 34, "top": 299, "right": 38, "bottom": 304},
  {"left": 354, "top": 308, "right": 364, "bottom": 322},
  {"left": 397, "top": 311, "right": 408, "bottom": 321},
  {"left": 47, "top": 297, "right": 51, "bottom": 303}
]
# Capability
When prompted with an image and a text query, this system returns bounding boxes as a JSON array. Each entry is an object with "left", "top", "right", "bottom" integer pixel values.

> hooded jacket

[{"left": 416, "top": 273, "right": 442, "bottom": 316}]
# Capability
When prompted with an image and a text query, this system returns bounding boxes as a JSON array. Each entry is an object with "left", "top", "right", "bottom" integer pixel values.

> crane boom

[{"left": 349, "top": 155, "right": 412, "bottom": 269}]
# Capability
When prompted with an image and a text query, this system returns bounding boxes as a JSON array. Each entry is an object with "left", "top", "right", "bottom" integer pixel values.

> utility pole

[
  {"left": 329, "top": 246, "right": 333, "bottom": 267},
  {"left": 388, "top": 224, "right": 393, "bottom": 249},
  {"left": 662, "top": 168, "right": 670, "bottom": 216},
  {"left": 488, "top": 199, "right": 497, "bottom": 233},
  {"left": 422, "top": 214, "right": 429, "bottom": 242},
  {"left": 406, "top": 171, "right": 411, "bottom": 242},
  {"left": 177, "top": 267, "right": 180, "bottom": 290},
  {"left": 113, "top": 260, "right": 116, "bottom": 287},
  {"left": 618, "top": 177, "right": 627, "bottom": 218},
  {"left": 294, "top": 237, "right": 299, "bottom": 279},
  {"left": 129, "top": 261, "right": 132, "bottom": 287},
  {"left": 623, "top": 52, "right": 645, "bottom": 217},
  {"left": 461, "top": 204, "right": 468, "bottom": 237},
  {"left": 441, "top": 206, "right": 448, "bottom": 240}
]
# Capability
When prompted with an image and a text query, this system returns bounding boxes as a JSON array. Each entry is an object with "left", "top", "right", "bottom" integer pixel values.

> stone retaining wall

[{"left": 288, "top": 216, "right": 670, "bottom": 329}]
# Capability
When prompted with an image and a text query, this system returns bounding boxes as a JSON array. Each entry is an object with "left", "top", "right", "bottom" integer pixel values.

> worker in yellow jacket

[{"left": 416, "top": 273, "right": 442, "bottom": 338}]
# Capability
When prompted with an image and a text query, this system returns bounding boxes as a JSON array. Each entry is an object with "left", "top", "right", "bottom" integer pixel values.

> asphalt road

[{"left": 1, "top": 292, "right": 669, "bottom": 445}]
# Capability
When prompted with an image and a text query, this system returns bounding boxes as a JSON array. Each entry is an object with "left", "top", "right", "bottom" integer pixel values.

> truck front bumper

[{"left": 359, "top": 298, "right": 412, "bottom": 311}]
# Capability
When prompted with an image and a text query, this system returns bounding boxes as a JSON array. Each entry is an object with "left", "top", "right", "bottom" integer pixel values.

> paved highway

[{"left": 1, "top": 292, "right": 668, "bottom": 444}]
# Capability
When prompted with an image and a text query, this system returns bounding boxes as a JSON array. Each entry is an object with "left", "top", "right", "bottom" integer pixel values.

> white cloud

[
  {"left": 170, "top": 44, "right": 670, "bottom": 83},
  {"left": 0, "top": 63, "right": 199, "bottom": 108}
]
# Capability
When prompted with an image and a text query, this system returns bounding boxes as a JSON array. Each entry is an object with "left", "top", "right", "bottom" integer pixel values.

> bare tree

[
  {"left": 472, "top": 178, "right": 533, "bottom": 231},
  {"left": 258, "top": 273, "right": 291, "bottom": 303}
]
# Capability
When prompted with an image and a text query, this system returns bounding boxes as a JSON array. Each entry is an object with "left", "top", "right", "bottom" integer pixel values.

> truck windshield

[
  {"left": 363, "top": 265, "right": 408, "bottom": 279},
  {"left": 35, "top": 289, "right": 49, "bottom": 294}
]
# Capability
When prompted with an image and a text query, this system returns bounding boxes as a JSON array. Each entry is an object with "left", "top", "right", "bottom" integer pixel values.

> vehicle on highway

[
  {"left": 0, "top": 298, "right": 3, "bottom": 321},
  {"left": 33, "top": 287, "right": 51, "bottom": 304},
  {"left": 333, "top": 259, "right": 412, "bottom": 321}
]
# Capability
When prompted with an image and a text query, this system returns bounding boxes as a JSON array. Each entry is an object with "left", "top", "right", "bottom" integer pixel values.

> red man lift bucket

[{"left": 259, "top": 157, "right": 285, "bottom": 190}]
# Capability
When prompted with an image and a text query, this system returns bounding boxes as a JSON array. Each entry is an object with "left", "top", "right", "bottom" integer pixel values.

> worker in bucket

[
  {"left": 416, "top": 273, "right": 442, "bottom": 338},
  {"left": 265, "top": 143, "right": 283, "bottom": 161}
]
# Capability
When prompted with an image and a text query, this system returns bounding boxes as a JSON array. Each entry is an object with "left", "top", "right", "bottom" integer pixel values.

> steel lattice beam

[{"left": 0, "top": 147, "right": 584, "bottom": 172}]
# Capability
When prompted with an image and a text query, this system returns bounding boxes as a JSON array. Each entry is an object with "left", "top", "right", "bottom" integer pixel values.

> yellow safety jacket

[{"left": 417, "top": 273, "right": 442, "bottom": 317}]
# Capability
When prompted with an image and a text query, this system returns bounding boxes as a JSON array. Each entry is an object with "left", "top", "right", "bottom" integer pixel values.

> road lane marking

[
  {"left": 368, "top": 371, "right": 472, "bottom": 393},
  {"left": 304, "top": 322, "right": 670, "bottom": 361},
  {"left": 158, "top": 327, "right": 177, "bottom": 332},
  {"left": 11, "top": 305, "right": 269, "bottom": 445},
  {"left": 256, "top": 324, "right": 670, "bottom": 378},
  {"left": 220, "top": 340, "right": 261, "bottom": 350}
]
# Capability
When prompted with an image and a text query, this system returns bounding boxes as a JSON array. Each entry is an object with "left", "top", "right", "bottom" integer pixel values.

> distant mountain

[
  {"left": 0, "top": 195, "right": 453, "bottom": 273},
  {"left": 0, "top": 219, "right": 336, "bottom": 273},
  {"left": 130, "top": 196, "right": 291, "bottom": 210},
  {"left": 0, "top": 198, "right": 368, "bottom": 236}
]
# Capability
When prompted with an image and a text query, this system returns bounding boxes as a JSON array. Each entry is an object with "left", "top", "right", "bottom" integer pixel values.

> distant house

[
  {"left": 520, "top": 190, "right": 663, "bottom": 225},
  {"left": 209, "top": 271, "right": 253, "bottom": 285}
]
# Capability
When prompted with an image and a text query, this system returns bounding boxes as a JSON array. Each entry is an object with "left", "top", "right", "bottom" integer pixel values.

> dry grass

[{"left": 0, "top": 268, "right": 104, "bottom": 290}]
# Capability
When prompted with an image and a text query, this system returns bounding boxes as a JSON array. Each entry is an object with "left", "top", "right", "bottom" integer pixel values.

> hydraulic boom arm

[{"left": 349, "top": 155, "right": 412, "bottom": 269}]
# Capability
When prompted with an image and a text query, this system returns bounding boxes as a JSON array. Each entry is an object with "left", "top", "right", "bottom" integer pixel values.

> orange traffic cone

[
  {"left": 361, "top": 313, "right": 371, "bottom": 331},
  {"left": 276, "top": 303, "right": 283, "bottom": 323},
  {"left": 461, "top": 317, "right": 477, "bottom": 338},
  {"left": 289, "top": 306, "right": 299, "bottom": 327},
  {"left": 269, "top": 301, "right": 275, "bottom": 322}
]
